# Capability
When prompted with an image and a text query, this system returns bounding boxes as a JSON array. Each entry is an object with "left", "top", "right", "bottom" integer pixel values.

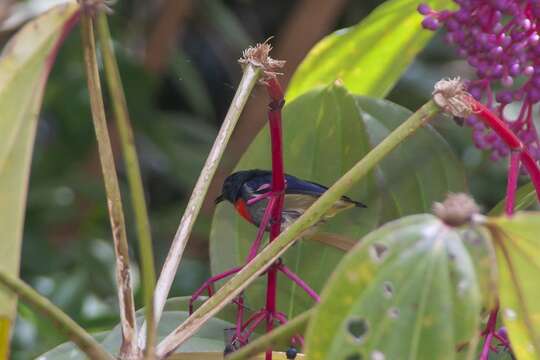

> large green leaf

[
  {"left": 38, "top": 311, "right": 235, "bottom": 359},
  {"left": 305, "top": 214, "right": 482, "bottom": 360},
  {"left": 210, "top": 84, "right": 465, "bottom": 319},
  {"left": 356, "top": 96, "right": 465, "bottom": 223},
  {"left": 488, "top": 213, "right": 540, "bottom": 360},
  {"left": 0, "top": 2, "right": 79, "bottom": 352},
  {"left": 286, "top": 0, "right": 453, "bottom": 102}
]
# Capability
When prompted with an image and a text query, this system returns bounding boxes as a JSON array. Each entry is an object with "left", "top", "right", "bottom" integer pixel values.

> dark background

[{"left": 0, "top": 0, "right": 518, "bottom": 358}]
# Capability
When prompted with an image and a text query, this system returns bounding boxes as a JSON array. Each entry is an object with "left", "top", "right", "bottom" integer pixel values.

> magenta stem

[
  {"left": 265, "top": 77, "right": 286, "bottom": 360},
  {"left": 471, "top": 97, "right": 523, "bottom": 150},
  {"left": 480, "top": 304, "right": 499, "bottom": 360},
  {"left": 277, "top": 263, "right": 320, "bottom": 302},
  {"left": 520, "top": 151, "right": 540, "bottom": 202},
  {"left": 246, "top": 196, "right": 277, "bottom": 262},
  {"left": 505, "top": 151, "right": 520, "bottom": 216},
  {"left": 235, "top": 294, "right": 244, "bottom": 341},
  {"left": 189, "top": 266, "right": 242, "bottom": 313}
]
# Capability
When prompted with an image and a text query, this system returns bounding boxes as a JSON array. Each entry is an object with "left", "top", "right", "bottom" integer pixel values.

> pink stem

[
  {"left": 277, "top": 263, "right": 320, "bottom": 302},
  {"left": 505, "top": 151, "right": 520, "bottom": 215},
  {"left": 471, "top": 101, "right": 523, "bottom": 150},
  {"left": 265, "top": 77, "right": 286, "bottom": 360},
  {"left": 520, "top": 151, "right": 540, "bottom": 202},
  {"left": 246, "top": 196, "right": 278, "bottom": 262},
  {"left": 189, "top": 266, "right": 242, "bottom": 314},
  {"left": 480, "top": 305, "right": 499, "bottom": 360},
  {"left": 239, "top": 310, "right": 267, "bottom": 343},
  {"left": 235, "top": 294, "right": 244, "bottom": 341},
  {"left": 274, "top": 312, "right": 304, "bottom": 347}
]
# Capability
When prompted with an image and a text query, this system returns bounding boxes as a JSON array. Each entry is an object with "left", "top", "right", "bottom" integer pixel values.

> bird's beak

[{"left": 215, "top": 194, "right": 225, "bottom": 204}]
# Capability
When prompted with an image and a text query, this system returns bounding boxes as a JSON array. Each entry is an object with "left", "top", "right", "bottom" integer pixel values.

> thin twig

[
  {"left": 95, "top": 13, "right": 157, "bottom": 358},
  {"left": 155, "top": 100, "right": 442, "bottom": 359},
  {"left": 226, "top": 310, "right": 312, "bottom": 360},
  {"left": 80, "top": 13, "right": 138, "bottom": 358},
  {"left": 150, "top": 63, "right": 262, "bottom": 344},
  {"left": 0, "top": 270, "right": 112, "bottom": 360}
]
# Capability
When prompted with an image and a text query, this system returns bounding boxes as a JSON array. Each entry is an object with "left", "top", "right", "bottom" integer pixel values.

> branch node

[
  {"left": 433, "top": 193, "right": 481, "bottom": 227},
  {"left": 432, "top": 77, "right": 475, "bottom": 118},
  {"left": 238, "top": 40, "right": 286, "bottom": 82}
]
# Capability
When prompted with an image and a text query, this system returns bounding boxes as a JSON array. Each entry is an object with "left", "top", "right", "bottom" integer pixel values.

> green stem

[
  {"left": 95, "top": 13, "right": 156, "bottom": 358},
  {"left": 0, "top": 270, "right": 112, "bottom": 360},
  {"left": 226, "top": 309, "right": 312, "bottom": 360},
  {"left": 152, "top": 64, "right": 262, "bottom": 337},
  {"left": 80, "top": 14, "right": 138, "bottom": 357},
  {"left": 155, "top": 100, "right": 441, "bottom": 358}
]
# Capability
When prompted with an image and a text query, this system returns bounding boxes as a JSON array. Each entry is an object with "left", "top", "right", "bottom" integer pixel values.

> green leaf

[
  {"left": 489, "top": 182, "right": 537, "bottom": 216},
  {"left": 286, "top": 0, "right": 454, "bottom": 102},
  {"left": 210, "top": 85, "right": 465, "bottom": 319},
  {"left": 0, "top": 1, "right": 79, "bottom": 350},
  {"left": 355, "top": 96, "right": 465, "bottom": 223},
  {"left": 38, "top": 311, "right": 235, "bottom": 359},
  {"left": 488, "top": 213, "right": 540, "bottom": 360},
  {"left": 305, "top": 214, "right": 482, "bottom": 360}
]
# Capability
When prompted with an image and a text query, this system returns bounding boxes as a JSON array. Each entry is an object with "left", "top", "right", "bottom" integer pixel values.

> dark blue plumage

[{"left": 216, "top": 169, "right": 365, "bottom": 230}]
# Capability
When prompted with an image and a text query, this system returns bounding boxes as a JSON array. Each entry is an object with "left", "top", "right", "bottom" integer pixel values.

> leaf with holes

[
  {"left": 286, "top": 0, "right": 454, "bottom": 102},
  {"left": 0, "top": 2, "right": 80, "bottom": 353},
  {"left": 210, "top": 84, "right": 465, "bottom": 319},
  {"left": 305, "top": 214, "right": 482, "bottom": 360},
  {"left": 488, "top": 213, "right": 540, "bottom": 360}
]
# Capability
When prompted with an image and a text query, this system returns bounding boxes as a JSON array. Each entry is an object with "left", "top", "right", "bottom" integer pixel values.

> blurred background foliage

[{"left": 0, "top": 0, "right": 531, "bottom": 358}]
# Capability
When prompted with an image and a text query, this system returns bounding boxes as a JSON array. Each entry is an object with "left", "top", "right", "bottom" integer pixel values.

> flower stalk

[
  {"left": 264, "top": 76, "right": 286, "bottom": 360},
  {"left": 80, "top": 12, "right": 138, "bottom": 358},
  {"left": 94, "top": 13, "right": 157, "bottom": 358},
  {"left": 151, "top": 59, "right": 262, "bottom": 343}
]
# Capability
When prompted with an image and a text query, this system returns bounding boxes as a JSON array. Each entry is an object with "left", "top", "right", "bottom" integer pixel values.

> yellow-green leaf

[
  {"left": 286, "top": 0, "right": 453, "bottom": 102},
  {"left": 0, "top": 1, "right": 80, "bottom": 351},
  {"left": 488, "top": 213, "right": 540, "bottom": 360}
]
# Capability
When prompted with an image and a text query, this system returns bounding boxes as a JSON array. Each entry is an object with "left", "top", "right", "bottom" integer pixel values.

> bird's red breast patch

[{"left": 234, "top": 199, "right": 252, "bottom": 223}]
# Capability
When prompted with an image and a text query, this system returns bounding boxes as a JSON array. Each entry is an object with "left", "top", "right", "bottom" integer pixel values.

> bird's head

[{"left": 215, "top": 169, "right": 270, "bottom": 204}]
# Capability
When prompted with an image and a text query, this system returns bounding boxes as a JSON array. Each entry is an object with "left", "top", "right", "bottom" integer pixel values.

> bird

[{"left": 215, "top": 169, "right": 366, "bottom": 239}]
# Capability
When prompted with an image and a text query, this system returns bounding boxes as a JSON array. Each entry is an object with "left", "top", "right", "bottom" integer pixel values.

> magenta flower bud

[
  {"left": 529, "top": 32, "right": 540, "bottom": 45},
  {"left": 520, "top": 18, "right": 532, "bottom": 30},
  {"left": 421, "top": 17, "right": 440, "bottom": 30},
  {"left": 508, "top": 63, "right": 520, "bottom": 76},
  {"left": 524, "top": 65, "right": 535, "bottom": 76},
  {"left": 417, "top": 3, "right": 432, "bottom": 15},
  {"left": 501, "top": 75, "right": 514, "bottom": 87},
  {"left": 496, "top": 91, "right": 513, "bottom": 104}
]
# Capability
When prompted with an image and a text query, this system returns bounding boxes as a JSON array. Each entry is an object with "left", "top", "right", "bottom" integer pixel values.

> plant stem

[
  {"left": 0, "top": 270, "right": 112, "bottom": 360},
  {"left": 151, "top": 64, "right": 261, "bottom": 340},
  {"left": 505, "top": 151, "right": 520, "bottom": 216},
  {"left": 155, "top": 100, "right": 441, "bottom": 359},
  {"left": 226, "top": 309, "right": 312, "bottom": 360},
  {"left": 80, "top": 13, "right": 138, "bottom": 358},
  {"left": 95, "top": 13, "right": 157, "bottom": 358},
  {"left": 265, "top": 77, "right": 286, "bottom": 360}
]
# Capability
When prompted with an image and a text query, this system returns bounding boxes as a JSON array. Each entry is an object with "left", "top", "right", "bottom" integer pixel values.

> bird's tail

[{"left": 308, "top": 232, "right": 358, "bottom": 251}]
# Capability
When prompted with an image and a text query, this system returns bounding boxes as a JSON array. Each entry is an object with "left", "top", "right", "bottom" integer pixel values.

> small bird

[{"left": 216, "top": 169, "right": 366, "bottom": 234}]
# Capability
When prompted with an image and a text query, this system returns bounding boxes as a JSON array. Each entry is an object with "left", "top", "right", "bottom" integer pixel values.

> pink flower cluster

[{"left": 419, "top": 0, "right": 540, "bottom": 161}]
